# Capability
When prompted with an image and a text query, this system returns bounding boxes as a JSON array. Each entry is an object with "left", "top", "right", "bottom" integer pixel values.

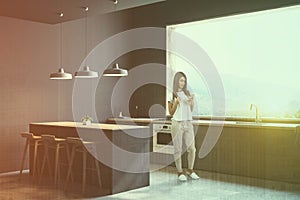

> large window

[{"left": 166, "top": 5, "right": 300, "bottom": 119}]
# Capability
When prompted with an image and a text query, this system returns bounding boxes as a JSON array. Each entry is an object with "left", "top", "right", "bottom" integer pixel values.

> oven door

[
  {"left": 152, "top": 124, "right": 174, "bottom": 154},
  {"left": 156, "top": 131, "right": 173, "bottom": 145}
]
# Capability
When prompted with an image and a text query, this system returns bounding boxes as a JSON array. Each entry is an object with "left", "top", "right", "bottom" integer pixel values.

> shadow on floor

[{"left": 0, "top": 171, "right": 109, "bottom": 199}]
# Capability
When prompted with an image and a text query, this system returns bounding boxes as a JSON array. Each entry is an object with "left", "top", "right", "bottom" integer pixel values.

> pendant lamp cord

[
  {"left": 114, "top": 1, "right": 117, "bottom": 11},
  {"left": 59, "top": 0, "right": 63, "bottom": 69},
  {"left": 60, "top": 22, "right": 63, "bottom": 68},
  {"left": 114, "top": 1, "right": 117, "bottom": 65},
  {"left": 85, "top": 9, "right": 88, "bottom": 66}
]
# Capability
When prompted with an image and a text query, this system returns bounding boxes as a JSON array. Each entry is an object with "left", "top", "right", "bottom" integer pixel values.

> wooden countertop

[
  {"left": 30, "top": 121, "right": 149, "bottom": 131},
  {"left": 107, "top": 117, "right": 165, "bottom": 123}
]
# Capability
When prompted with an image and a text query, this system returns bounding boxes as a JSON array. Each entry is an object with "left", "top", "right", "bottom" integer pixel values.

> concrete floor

[
  {"left": 101, "top": 166, "right": 300, "bottom": 200},
  {"left": 1, "top": 166, "right": 300, "bottom": 200}
]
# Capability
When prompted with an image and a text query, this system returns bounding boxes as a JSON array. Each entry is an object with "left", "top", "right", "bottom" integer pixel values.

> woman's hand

[
  {"left": 168, "top": 97, "right": 180, "bottom": 116},
  {"left": 175, "top": 97, "right": 181, "bottom": 105},
  {"left": 188, "top": 94, "right": 195, "bottom": 111},
  {"left": 187, "top": 94, "right": 194, "bottom": 104}
]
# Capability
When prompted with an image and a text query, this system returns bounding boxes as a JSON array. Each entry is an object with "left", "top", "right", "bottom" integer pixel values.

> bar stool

[
  {"left": 65, "top": 137, "right": 102, "bottom": 193},
  {"left": 39, "top": 135, "right": 67, "bottom": 185},
  {"left": 20, "top": 132, "right": 42, "bottom": 177}
]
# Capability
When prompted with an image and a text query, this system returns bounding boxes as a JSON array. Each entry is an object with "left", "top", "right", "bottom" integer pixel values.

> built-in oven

[{"left": 152, "top": 123, "right": 174, "bottom": 154}]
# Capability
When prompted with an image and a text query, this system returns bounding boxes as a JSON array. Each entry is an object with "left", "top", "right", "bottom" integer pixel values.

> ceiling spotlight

[
  {"left": 59, "top": 12, "right": 64, "bottom": 17},
  {"left": 84, "top": 7, "right": 89, "bottom": 11},
  {"left": 113, "top": 0, "right": 118, "bottom": 5}
]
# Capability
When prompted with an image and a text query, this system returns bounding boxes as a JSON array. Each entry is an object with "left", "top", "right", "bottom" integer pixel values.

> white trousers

[{"left": 171, "top": 120, "right": 196, "bottom": 173}]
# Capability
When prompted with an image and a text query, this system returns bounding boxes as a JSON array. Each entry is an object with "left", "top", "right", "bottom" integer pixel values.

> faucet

[{"left": 250, "top": 104, "right": 260, "bottom": 123}]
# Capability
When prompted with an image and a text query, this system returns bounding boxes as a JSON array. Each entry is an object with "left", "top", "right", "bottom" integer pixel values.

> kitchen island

[{"left": 29, "top": 121, "right": 150, "bottom": 196}]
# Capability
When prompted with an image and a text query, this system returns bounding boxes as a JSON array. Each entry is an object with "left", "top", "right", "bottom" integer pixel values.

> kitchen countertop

[
  {"left": 194, "top": 120, "right": 300, "bottom": 131},
  {"left": 107, "top": 117, "right": 165, "bottom": 123},
  {"left": 30, "top": 121, "right": 148, "bottom": 130},
  {"left": 107, "top": 118, "right": 300, "bottom": 130}
]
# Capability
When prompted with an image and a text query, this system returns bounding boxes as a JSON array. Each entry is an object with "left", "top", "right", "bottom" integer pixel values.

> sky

[{"left": 167, "top": 5, "right": 300, "bottom": 118}]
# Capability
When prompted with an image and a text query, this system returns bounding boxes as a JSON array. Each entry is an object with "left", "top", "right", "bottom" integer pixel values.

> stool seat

[
  {"left": 65, "top": 137, "right": 102, "bottom": 193},
  {"left": 20, "top": 132, "right": 42, "bottom": 177},
  {"left": 39, "top": 135, "right": 67, "bottom": 185}
]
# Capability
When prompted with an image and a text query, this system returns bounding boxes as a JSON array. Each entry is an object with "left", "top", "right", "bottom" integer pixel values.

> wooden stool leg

[
  {"left": 39, "top": 145, "right": 53, "bottom": 184},
  {"left": 46, "top": 150, "right": 51, "bottom": 178},
  {"left": 66, "top": 147, "right": 75, "bottom": 182},
  {"left": 39, "top": 147, "right": 48, "bottom": 183},
  {"left": 33, "top": 140, "right": 39, "bottom": 177},
  {"left": 65, "top": 144, "right": 74, "bottom": 182},
  {"left": 54, "top": 145, "right": 60, "bottom": 185},
  {"left": 82, "top": 150, "right": 87, "bottom": 193},
  {"left": 65, "top": 146, "right": 75, "bottom": 190},
  {"left": 95, "top": 159, "right": 102, "bottom": 188},
  {"left": 20, "top": 139, "right": 29, "bottom": 174}
]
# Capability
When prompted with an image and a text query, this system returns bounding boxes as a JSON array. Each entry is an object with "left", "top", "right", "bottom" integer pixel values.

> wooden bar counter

[{"left": 29, "top": 121, "right": 150, "bottom": 196}]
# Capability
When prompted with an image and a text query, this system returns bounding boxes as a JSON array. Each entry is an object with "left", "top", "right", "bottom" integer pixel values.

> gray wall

[
  {"left": 132, "top": 0, "right": 300, "bottom": 27},
  {"left": 0, "top": 10, "right": 133, "bottom": 173}
]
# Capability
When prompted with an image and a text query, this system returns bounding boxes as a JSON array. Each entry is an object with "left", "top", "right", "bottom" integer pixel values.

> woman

[{"left": 168, "top": 71, "right": 199, "bottom": 181}]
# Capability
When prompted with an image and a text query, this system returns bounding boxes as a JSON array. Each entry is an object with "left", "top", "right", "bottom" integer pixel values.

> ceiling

[{"left": 0, "top": 0, "right": 166, "bottom": 24}]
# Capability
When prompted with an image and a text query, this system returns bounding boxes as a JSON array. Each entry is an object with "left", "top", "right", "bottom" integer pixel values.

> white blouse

[{"left": 170, "top": 91, "right": 192, "bottom": 121}]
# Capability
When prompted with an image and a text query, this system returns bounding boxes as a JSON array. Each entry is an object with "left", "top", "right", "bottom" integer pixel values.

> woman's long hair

[{"left": 172, "top": 71, "right": 190, "bottom": 100}]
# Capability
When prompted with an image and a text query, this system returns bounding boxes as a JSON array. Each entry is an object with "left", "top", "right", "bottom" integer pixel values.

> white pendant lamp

[
  {"left": 74, "top": 7, "right": 98, "bottom": 78},
  {"left": 50, "top": 68, "right": 72, "bottom": 79},
  {"left": 75, "top": 66, "right": 98, "bottom": 78},
  {"left": 103, "top": 2, "right": 128, "bottom": 77},
  {"left": 50, "top": 13, "right": 72, "bottom": 80},
  {"left": 103, "top": 63, "right": 128, "bottom": 77}
]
